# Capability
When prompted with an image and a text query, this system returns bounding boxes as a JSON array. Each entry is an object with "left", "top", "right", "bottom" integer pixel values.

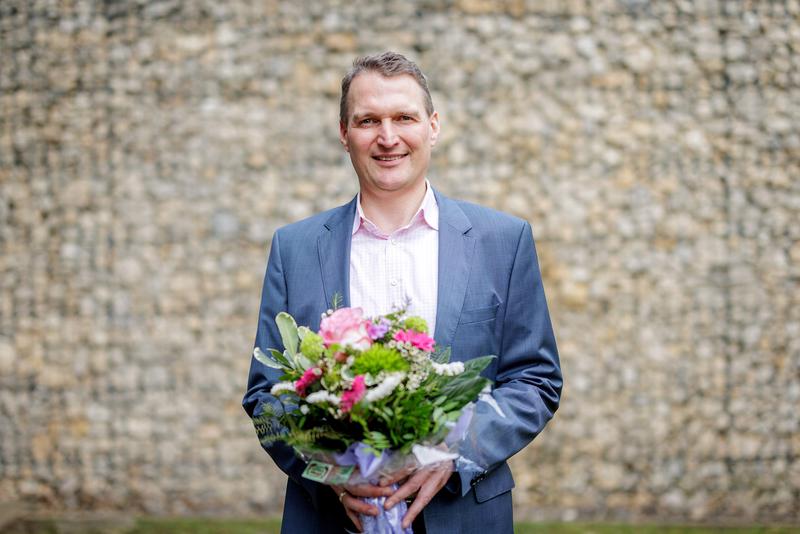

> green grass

[
  {"left": 514, "top": 524, "right": 798, "bottom": 534},
  {"left": 8, "top": 517, "right": 798, "bottom": 534},
  {"left": 133, "top": 520, "right": 797, "bottom": 534},
  {"left": 130, "top": 517, "right": 283, "bottom": 534}
]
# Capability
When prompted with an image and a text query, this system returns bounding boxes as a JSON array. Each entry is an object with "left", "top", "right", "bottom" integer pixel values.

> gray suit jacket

[{"left": 243, "top": 190, "right": 562, "bottom": 533}]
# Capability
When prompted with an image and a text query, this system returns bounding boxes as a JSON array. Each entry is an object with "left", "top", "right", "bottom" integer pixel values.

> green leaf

[
  {"left": 268, "top": 348, "right": 293, "bottom": 369},
  {"left": 331, "top": 292, "right": 343, "bottom": 310},
  {"left": 251, "top": 403, "right": 287, "bottom": 445},
  {"left": 293, "top": 351, "right": 313, "bottom": 371},
  {"left": 276, "top": 312, "right": 300, "bottom": 358},
  {"left": 434, "top": 358, "right": 493, "bottom": 411},
  {"left": 431, "top": 346, "right": 451, "bottom": 364},
  {"left": 438, "top": 377, "right": 491, "bottom": 411},
  {"left": 279, "top": 371, "right": 296, "bottom": 382},
  {"left": 364, "top": 431, "right": 391, "bottom": 452},
  {"left": 464, "top": 355, "right": 495, "bottom": 374},
  {"left": 253, "top": 347, "right": 285, "bottom": 370}
]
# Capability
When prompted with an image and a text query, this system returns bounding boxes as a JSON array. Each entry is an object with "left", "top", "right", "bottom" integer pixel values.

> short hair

[{"left": 339, "top": 51, "right": 435, "bottom": 124}]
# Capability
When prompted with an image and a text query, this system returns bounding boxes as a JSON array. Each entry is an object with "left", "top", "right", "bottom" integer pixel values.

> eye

[
  {"left": 359, "top": 118, "right": 377, "bottom": 126},
  {"left": 398, "top": 115, "right": 414, "bottom": 122}
]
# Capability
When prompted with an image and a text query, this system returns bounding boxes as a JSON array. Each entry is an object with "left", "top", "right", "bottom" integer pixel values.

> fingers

[
  {"left": 345, "top": 482, "right": 394, "bottom": 498},
  {"left": 378, "top": 465, "right": 416, "bottom": 487},
  {"left": 335, "top": 463, "right": 454, "bottom": 531},
  {"left": 344, "top": 507, "right": 363, "bottom": 532},
  {"left": 400, "top": 469, "right": 451, "bottom": 528},
  {"left": 383, "top": 468, "right": 430, "bottom": 510},
  {"left": 331, "top": 484, "right": 379, "bottom": 523},
  {"left": 342, "top": 493, "right": 379, "bottom": 517}
]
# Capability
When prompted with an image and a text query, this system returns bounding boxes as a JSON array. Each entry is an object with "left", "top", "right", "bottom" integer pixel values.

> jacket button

[{"left": 470, "top": 472, "right": 487, "bottom": 486}]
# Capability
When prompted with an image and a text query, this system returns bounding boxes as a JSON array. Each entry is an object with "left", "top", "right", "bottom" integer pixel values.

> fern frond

[
  {"left": 285, "top": 426, "right": 347, "bottom": 449},
  {"left": 331, "top": 292, "right": 343, "bottom": 310},
  {"left": 252, "top": 412, "right": 287, "bottom": 445}
]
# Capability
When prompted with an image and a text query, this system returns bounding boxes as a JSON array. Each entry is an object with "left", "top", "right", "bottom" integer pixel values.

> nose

[{"left": 377, "top": 119, "right": 398, "bottom": 147}]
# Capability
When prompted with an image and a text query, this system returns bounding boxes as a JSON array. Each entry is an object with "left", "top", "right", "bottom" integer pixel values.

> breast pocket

[{"left": 458, "top": 302, "right": 500, "bottom": 325}]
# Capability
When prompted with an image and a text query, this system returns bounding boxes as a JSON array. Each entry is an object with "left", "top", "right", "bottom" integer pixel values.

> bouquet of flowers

[{"left": 252, "top": 303, "right": 494, "bottom": 533}]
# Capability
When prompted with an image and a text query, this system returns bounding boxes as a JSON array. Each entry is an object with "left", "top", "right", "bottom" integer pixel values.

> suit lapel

[
  {"left": 433, "top": 190, "right": 474, "bottom": 349},
  {"left": 318, "top": 196, "right": 357, "bottom": 310}
]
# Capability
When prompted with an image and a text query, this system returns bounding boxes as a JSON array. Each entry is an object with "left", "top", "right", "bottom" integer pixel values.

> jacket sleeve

[
  {"left": 453, "top": 220, "right": 563, "bottom": 496},
  {"left": 242, "top": 230, "right": 320, "bottom": 497}
]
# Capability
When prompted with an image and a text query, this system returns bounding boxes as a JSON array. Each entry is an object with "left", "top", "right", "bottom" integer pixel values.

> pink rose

[{"left": 319, "top": 308, "right": 372, "bottom": 350}]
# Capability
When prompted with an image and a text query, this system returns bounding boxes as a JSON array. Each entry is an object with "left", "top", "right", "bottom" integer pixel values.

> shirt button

[
  {"left": 390, "top": 238, "right": 397, "bottom": 245},
  {"left": 390, "top": 279, "right": 398, "bottom": 286}
]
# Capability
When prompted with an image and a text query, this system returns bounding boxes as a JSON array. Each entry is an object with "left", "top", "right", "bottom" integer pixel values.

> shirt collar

[{"left": 352, "top": 180, "right": 439, "bottom": 236}]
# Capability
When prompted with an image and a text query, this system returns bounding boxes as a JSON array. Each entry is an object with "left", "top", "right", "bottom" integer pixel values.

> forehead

[{"left": 346, "top": 72, "right": 428, "bottom": 117}]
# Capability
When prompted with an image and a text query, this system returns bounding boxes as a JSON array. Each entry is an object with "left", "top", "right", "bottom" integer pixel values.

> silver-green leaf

[
  {"left": 293, "top": 351, "right": 313, "bottom": 371},
  {"left": 253, "top": 347, "right": 284, "bottom": 370},
  {"left": 276, "top": 312, "right": 300, "bottom": 357},
  {"left": 268, "top": 348, "right": 293, "bottom": 369}
]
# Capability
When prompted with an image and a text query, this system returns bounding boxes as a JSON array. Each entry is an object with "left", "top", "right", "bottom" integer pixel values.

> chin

[
  {"left": 375, "top": 178, "right": 417, "bottom": 193},
  {"left": 364, "top": 172, "right": 406, "bottom": 189}
]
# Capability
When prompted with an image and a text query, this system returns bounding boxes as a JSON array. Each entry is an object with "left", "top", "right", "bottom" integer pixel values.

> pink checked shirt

[{"left": 349, "top": 183, "right": 439, "bottom": 335}]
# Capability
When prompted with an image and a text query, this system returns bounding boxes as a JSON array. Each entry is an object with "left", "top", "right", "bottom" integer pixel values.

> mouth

[{"left": 372, "top": 153, "right": 408, "bottom": 162}]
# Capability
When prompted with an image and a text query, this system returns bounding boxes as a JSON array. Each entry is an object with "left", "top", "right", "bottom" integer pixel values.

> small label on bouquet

[
  {"left": 327, "top": 465, "right": 354, "bottom": 485},
  {"left": 302, "top": 461, "right": 354, "bottom": 484},
  {"left": 303, "top": 461, "right": 333, "bottom": 482}
]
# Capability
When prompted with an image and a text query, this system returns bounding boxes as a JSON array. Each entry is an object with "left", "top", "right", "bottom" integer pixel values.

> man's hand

[
  {"left": 382, "top": 461, "right": 455, "bottom": 529},
  {"left": 331, "top": 483, "right": 393, "bottom": 532}
]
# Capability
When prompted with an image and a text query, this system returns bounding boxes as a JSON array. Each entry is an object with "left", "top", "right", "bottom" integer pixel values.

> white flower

[
  {"left": 365, "top": 373, "right": 405, "bottom": 402},
  {"left": 431, "top": 361, "right": 465, "bottom": 376},
  {"left": 406, "top": 371, "right": 425, "bottom": 391},
  {"left": 305, "top": 390, "right": 341, "bottom": 405},
  {"left": 270, "top": 382, "right": 296, "bottom": 395},
  {"left": 300, "top": 404, "right": 309, "bottom": 414}
]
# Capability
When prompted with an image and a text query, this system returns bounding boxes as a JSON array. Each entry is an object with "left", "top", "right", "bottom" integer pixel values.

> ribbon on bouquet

[
  {"left": 335, "top": 442, "right": 392, "bottom": 481},
  {"left": 334, "top": 446, "right": 411, "bottom": 534},
  {"left": 332, "top": 403, "right": 483, "bottom": 533},
  {"left": 359, "top": 483, "right": 412, "bottom": 534}
]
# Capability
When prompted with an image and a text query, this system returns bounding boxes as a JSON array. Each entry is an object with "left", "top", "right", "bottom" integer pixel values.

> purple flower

[{"left": 367, "top": 318, "right": 391, "bottom": 340}]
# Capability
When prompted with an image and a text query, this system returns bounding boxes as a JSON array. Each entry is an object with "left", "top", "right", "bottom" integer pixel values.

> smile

[{"left": 373, "top": 154, "right": 407, "bottom": 161}]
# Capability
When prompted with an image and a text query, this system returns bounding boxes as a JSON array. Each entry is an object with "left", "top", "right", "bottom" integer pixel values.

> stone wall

[{"left": 1, "top": 0, "right": 798, "bottom": 524}]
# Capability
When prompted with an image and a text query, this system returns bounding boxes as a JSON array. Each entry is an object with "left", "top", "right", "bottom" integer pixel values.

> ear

[
  {"left": 428, "top": 111, "right": 440, "bottom": 147},
  {"left": 339, "top": 120, "right": 350, "bottom": 152}
]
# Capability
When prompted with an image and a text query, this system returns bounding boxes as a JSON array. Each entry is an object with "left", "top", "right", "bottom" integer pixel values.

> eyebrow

[{"left": 351, "top": 110, "right": 422, "bottom": 122}]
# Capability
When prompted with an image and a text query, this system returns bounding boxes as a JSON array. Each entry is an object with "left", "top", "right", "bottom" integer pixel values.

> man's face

[{"left": 339, "top": 72, "right": 440, "bottom": 198}]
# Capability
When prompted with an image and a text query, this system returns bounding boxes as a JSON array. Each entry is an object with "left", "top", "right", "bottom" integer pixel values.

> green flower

[
  {"left": 299, "top": 331, "right": 325, "bottom": 361},
  {"left": 351, "top": 345, "right": 410, "bottom": 376},
  {"left": 322, "top": 367, "right": 342, "bottom": 390},
  {"left": 403, "top": 316, "right": 429, "bottom": 334}
]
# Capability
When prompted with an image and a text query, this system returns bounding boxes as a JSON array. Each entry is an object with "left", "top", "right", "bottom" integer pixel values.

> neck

[{"left": 360, "top": 180, "right": 427, "bottom": 234}]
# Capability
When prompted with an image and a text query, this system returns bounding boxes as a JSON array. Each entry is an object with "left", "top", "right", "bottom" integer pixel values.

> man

[{"left": 243, "top": 52, "right": 562, "bottom": 533}]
